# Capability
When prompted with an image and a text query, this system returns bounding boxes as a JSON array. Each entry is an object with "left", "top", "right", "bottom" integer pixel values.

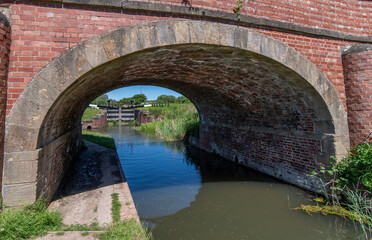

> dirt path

[{"left": 35, "top": 141, "right": 138, "bottom": 240}]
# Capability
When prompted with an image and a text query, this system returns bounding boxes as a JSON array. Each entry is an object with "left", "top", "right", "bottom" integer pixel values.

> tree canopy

[
  {"left": 175, "top": 96, "right": 191, "bottom": 104},
  {"left": 157, "top": 95, "right": 176, "bottom": 103},
  {"left": 119, "top": 94, "right": 147, "bottom": 105},
  {"left": 91, "top": 94, "right": 108, "bottom": 106}
]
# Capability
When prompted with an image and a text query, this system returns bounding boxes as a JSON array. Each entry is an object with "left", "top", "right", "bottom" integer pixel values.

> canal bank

[{"left": 37, "top": 140, "right": 138, "bottom": 240}]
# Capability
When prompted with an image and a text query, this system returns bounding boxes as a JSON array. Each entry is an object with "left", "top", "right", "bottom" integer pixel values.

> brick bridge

[{"left": 0, "top": 0, "right": 371, "bottom": 206}]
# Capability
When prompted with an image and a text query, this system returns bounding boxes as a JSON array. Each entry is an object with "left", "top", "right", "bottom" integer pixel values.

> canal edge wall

[{"left": 113, "top": 144, "right": 139, "bottom": 221}]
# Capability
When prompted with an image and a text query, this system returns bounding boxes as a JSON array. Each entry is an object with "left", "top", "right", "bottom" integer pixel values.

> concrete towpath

[{"left": 35, "top": 140, "right": 138, "bottom": 240}]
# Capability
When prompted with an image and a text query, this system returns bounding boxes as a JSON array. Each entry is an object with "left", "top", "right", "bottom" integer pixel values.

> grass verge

[
  {"left": 82, "top": 107, "right": 102, "bottom": 121},
  {"left": 97, "top": 219, "right": 151, "bottom": 240},
  {"left": 97, "top": 193, "right": 152, "bottom": 239},
  {"left": 0, "top": 199, "right": 151, "bottom": 240},
  {"left": 111, "top": 193, "right": 121, "bottom": 223},
  {"left": 0, "top": 200, "right": 62, "bottom": 240},
  {"left": 82, "top": 131, "right": 116, "bottom": 150}
]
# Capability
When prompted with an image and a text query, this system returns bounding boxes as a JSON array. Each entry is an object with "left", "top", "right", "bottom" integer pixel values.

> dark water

[{"left": 98, "top": 126, "right": 365, "bottom": 240}]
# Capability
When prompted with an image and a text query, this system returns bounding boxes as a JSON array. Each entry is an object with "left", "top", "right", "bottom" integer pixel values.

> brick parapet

[{"left": 342, "top": 44, "right": 372, "bottom": 146}]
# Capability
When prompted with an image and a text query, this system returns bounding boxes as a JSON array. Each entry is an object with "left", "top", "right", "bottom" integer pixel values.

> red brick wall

[
  {"left": 142, "top": 0, "right": 372, "bottom": 36},
  {"left": 82, "top": 111, "right": 107, "bottom": 129},
  {"left": 1, "top": 1, "right": 368, "bottom": 115},
  {"left": 199, "top": 124, "right": 321, "bottom": 186},
  {"left": 138, "top": 111, "right": 156, "bottom": 125},
  {"left": 0, "top": 13, "right": 10, "bottom": 195},
  {"left": 342, "top": 45, "right": 372, "bottom": 146}
]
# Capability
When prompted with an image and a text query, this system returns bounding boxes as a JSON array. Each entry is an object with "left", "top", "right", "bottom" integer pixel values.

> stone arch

[{"left": 3, "top": 20, "right": 349, "bottom": 206}]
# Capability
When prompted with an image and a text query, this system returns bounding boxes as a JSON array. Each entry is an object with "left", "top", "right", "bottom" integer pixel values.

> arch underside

[{"left": 3, "top": 20, "right": 349, "bottom": 206}]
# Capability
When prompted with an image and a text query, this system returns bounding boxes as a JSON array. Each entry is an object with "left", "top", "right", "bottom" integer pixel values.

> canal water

[{"left": 98, "top": 126, "right": 365, "bottom": 240}]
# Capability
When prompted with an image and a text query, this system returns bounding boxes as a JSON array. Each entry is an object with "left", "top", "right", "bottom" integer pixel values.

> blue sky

[{"left": 106, "top": 85, "right": 182, "bottom": 101}]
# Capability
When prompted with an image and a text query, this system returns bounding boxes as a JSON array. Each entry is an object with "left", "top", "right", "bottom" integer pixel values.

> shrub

[{"left": 332, "top": 142, "right": 372, "bottom": 191}]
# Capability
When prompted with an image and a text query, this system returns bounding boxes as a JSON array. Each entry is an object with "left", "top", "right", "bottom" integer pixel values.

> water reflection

[{"left": 97, "top": 126, "right": 365, "bottom": 240}]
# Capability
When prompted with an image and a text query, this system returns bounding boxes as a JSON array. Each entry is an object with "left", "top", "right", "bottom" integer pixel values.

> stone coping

[{"left": 342, "top": 44, "right": 372, "bottom": 55}]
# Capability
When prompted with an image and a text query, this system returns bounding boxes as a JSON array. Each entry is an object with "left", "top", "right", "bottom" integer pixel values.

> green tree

[
  {"left": 119, "top": 94, "right": 147, "bottom": 106},
  {"left": 157, "top": 95, "right": 176, "bottom": 103},
  {"left": 132, "top": 94, "right": 147, "bottom": 105},
  {"left": 92, "top": 94, "right": 108, "bottom": 106},
  {"left": 176, "top": 96, "right": 190, "bottom": 104}
]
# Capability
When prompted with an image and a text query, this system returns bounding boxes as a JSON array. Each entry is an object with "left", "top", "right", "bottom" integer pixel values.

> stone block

[
  {"left": 63, "top": 0, "right": 121, "bottom": 7},
  {"left": 233, "top": 27, "right": 248, "bottom": 49},
  {"left": 136, "top": 22, "right": 159, "bottom": 49},
  {"left": 219, "top": 24, "right": 235, "bottom": 47},
  {"left": 334, "top": 136, "right": 350, "bottom": 159},
  {"left": 4, "top": 149, "right": 42, "bottom": 162},
  {"left": 78, "top": 36, "right": 109, "bottom": 68},
  {"left": 333, "top": 115, "right": 350, "bottom": 138},
  {"left": 2, "top": 182, "right": 38, "bottom": 207},
  {"left": 5, "top": 94, "right": 48, "bottom": 128},
  {"left": 56, "top": 47, "right": 92, "bottom": 79},
  {"left": 247, "top": 30, "right": 261, "bottom": 54},
  {"left": 3, "top": 160, "right": 39, "bottom": 184},
  {"left": 174, "top": 21, "right": 190, "bottom": 44},
  {"left": 203, "top": 21, "right": 220, "bottom": 45},
  {"left": 4, "top": 123, "right": 39, "bottom": 152},
  {"left": 189, "top": 21, "right": 205, "bottom": 43},
  {"left": 39, "top": 59, "right": 76, "bottom": 92},
  {"left": 283, "top": 47, "right": 300, "bottom": 72},
  {"left": 155, "top": 21, "right": 176, "bottom": 46},
  {"left": 99, "top": 29, "right": 126, "bottom": 60},
  {"left": 123, "top": 26, "right": 143, "bottom": 54}
]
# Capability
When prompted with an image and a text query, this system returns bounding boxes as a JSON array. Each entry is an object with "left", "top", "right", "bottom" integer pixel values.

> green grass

[
  {"left": 60, "top": 222, "right": 102, "bottom": 231},
  {"left": 107, "top": 121, "right": 119, "bottom": 127},
  {"left": 111, "top": 193, "right": 121, "bottom": 223},
  {"left": 136, "top": 103, "right": 199, "bottom": 141},
  {"left": 0, "top": 199, "right": 151, "bottom": 240},
  {"left": 0, "top": 200, "right": 62, "bottom": 240},
  {"left": 82, "top": 131, "right": 116, "bottom": 150},
  {"left": 97, "top": 219, "right": 152, "bottom": 240},
  {"left": 82, "top": 107, "right": 102, "bottom": 121},
  {"left": 97, "top": 193, "right": 151, "bottom": 239},
  {"left": 81, "top": 232, "right": 89, "bottom": 236}
]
